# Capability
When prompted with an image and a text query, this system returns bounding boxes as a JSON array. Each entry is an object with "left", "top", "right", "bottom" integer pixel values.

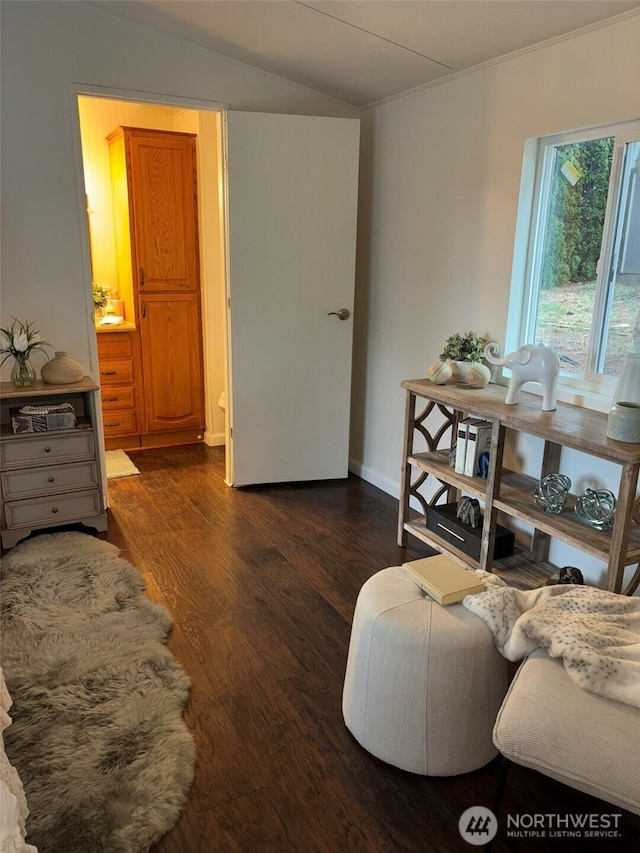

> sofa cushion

[{"left": 493, "top": 649, "right": 640, "bottom": 815}]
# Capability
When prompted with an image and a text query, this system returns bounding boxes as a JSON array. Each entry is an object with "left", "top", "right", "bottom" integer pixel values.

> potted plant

[
  {"left": 440, "top": 331, "right": 486, "bottom": 363},
  {"left": 92, "top": 282, "right": 110, "bottom": 318},
  {"left": 439, "top": 331, "right": 490, "bottom": 385}
]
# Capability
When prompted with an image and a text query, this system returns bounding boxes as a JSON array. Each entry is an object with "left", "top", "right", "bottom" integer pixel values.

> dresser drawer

[
  {"left": 3, "top": 489, "right": 103, "bottom": 530},
  {"left": 102, "top": 411, "right": 138, "bottom": 437},
  {"left": 1, "top": 430, "right": 95, "bottom": 470},
  {"left": 97, "top": 333, "right": 133, "bottom": 359},
  {"left": 1, "top": 461, "right": 98, "bottom": 501},
  {"left": 101, "top": 386, "right": 135, "bottom": 411},
  {"left": 99, "top": 360, "right": 134, "bottom": 384}
]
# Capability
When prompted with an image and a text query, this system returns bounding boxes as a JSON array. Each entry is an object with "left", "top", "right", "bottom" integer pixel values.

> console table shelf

[{"left": 398, "top": 379, "right": 640, "bottom": 594}]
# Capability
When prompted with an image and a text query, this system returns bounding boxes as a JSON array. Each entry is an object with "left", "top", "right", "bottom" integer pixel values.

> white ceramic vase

[
  {"left": 452, "top": 360, "right": 490, "bottom": 387},
  {"left": 612, "top": 353, "right": 640, "bottom": 406},
  {"left": 607, "top": 402, "right": 640, "bottom": 443}
]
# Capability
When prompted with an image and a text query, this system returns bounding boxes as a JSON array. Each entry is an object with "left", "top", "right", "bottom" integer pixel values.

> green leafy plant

[
  {"left": 0, "top": 318, "right": 52, "bottom": 366},
  {"left": 92, "top": 281, "right": 111, "bottom": 308},
  {"left": 439, "top": 331, "right": 486, "bottom": 363}
]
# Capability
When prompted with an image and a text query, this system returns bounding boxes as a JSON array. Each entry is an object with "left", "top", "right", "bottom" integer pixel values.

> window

[{"left": 511, "top": 119, "right": 640, "bottom": 403}]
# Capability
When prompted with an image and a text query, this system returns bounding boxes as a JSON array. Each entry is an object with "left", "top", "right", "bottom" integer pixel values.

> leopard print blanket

[{"left": 463, "top": 584, "right": 640, "bottom": 709}]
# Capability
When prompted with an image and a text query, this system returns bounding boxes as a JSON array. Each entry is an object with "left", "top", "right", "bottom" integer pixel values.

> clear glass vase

[{"left": 11, "top": 354, "right": 36, "bottom": 387}]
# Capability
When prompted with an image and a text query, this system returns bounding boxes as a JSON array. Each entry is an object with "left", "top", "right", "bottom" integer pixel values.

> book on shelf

[
  {"left": 463, "top": 419, "right": 492, "bottom": 477},
  {"left": 455, "top": 417, "right": 486, "bottom": 474},
  {"left": 454, "top": 417, "right": 474, "bottom": 474},
  {"left": 401, "top": 555, "right": 487, "bottom": 605}
]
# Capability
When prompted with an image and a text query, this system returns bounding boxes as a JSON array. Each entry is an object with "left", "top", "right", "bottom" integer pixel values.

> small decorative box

[
  {"left": 427, "top": 502, "right": 515, "bottom": 561},
  {"left": 10, "top": 402, "right": 77, "bottom": 434}
]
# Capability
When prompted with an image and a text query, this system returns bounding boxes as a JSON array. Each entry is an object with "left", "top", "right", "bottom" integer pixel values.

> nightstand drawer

[
  {"left": 97, "top": 333, "right": 133, "bottom": 359},
  {"left": 101, "top": 387, "right": 135, "bottom": 411},
  {"left": 3, "top": 489, "right": 103, "bottom": 530},
  {"left": 102, "top": 411, "right": 137, "bottom": 437},
  {"left": 1, "top": 461, "right": 98, "bottom": 500},
  {"left": 0, "top": 430, "right": 95, "bottom": 469},
  {"left": 99, "top": 360, "right": 134, "bottom": 384}
]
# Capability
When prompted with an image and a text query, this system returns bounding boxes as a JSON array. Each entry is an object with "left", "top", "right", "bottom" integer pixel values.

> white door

[{"left": 225, "top": 111, "right": 360, "bottom": 486}]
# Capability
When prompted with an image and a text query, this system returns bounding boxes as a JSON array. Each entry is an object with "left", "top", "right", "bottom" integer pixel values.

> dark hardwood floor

[{"left": 102, "top": 444, "right": 639, "bottom": 852}]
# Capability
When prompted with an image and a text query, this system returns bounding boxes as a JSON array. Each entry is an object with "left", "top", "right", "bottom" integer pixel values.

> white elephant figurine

[{"left": 484, "top": 343, "right": 560, "bottom": 411}]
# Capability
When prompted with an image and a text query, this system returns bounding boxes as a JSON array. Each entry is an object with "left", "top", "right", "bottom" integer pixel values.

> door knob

[{"left": 328, "top": 308, "right": 350, "bottom": 321}]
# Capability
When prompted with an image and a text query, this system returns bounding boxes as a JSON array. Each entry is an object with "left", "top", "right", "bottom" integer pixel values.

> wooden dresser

[
  {"left": 0, "top": 378, "right": 107, "bottom": 549},
  {"left": 96, "top": 325, "right": 141, "bottom": 451}
]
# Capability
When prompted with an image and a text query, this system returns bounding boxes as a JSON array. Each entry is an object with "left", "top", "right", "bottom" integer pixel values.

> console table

[{"left": 398, "top": 379, "right": 640, "bottom": 595}]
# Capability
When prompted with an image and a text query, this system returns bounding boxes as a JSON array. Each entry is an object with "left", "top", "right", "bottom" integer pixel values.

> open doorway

[
  {"left": 76, "top": 95, "right": 227, "bottom": 459},
  {"left": 75, "top": 94, "right": 360, "bottom": 490}
]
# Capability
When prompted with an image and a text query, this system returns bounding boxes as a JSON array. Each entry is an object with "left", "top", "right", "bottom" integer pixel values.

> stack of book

[{"left": 454, "top": 418, "right": 492, "bottom": 477}]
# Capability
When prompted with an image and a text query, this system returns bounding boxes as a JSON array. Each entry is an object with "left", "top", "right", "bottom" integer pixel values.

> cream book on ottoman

[
  {"left": 342, "top": 566, "right": 508, "bottom": 776},
  {"left": 401, "top": 555, "right": 486, "bottom": 604}
]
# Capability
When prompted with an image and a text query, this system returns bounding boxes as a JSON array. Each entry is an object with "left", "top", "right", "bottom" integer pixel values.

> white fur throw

[{"left": 463, "top": 584, "right": 640, "bottom": 709}]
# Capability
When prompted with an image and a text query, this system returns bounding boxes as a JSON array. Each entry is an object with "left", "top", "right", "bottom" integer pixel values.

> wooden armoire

[{"left": 98, "top": 127, "right": 205, "bottom": 450}]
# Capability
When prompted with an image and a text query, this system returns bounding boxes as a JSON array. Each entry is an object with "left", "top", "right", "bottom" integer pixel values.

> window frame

[{"left": 505, "top": 118, "right": 640, "bottom": 412}]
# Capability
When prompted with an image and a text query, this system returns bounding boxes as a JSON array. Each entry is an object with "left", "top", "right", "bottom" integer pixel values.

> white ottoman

[{"left": 342, "top": 566, "right": 508, "bottom": 776}]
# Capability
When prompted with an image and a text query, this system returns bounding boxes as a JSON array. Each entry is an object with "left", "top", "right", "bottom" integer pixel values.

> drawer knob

[
  {"left": 48, "top": 476, "right": 55, "bottom": 483},
  {"left": 51, "top": 507, "right": 58, "bottom": 514},
  {"left": 105, "top": 422, "right": 121, "bottom": 428},
  {"left": 102, "top": 370, "right": 117, "bottom": 376},
  {"left": 104, "top": 396, "right": 119, "bottom": 402},
  {"left": 44, "top": 446, "right": 52, "bottom": 453}
]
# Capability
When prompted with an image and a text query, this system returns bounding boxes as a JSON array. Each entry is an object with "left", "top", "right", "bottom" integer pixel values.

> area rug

[
  {"left": 0, "top": 532, "right": 195, "bottom": 853},
  {"left": 105, "top": 449, "right": 140, "bottom": 480}
]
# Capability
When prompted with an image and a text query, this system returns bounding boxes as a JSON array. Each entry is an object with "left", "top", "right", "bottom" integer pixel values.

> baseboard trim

[
  {"left": 348, "top": 459, "right": 398, "bottom": 498},
  {"left": 204, "top": 431, "right": 225, "bottom": 447},
  {"left": 349, "top": 458, "right": 434, "bottom": 514}
]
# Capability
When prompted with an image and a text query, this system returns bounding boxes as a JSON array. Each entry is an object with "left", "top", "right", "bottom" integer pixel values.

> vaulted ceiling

[{"left": 86, "top": 1, "right": 640, "bottom": 106}]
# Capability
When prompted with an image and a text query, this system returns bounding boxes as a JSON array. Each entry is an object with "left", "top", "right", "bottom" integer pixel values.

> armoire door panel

[
  {"left": 139, "top": 294, "right": 204, "bottom": 432},
  {"left": 126, "top": 130, "right": 200, "bottom": 292}
]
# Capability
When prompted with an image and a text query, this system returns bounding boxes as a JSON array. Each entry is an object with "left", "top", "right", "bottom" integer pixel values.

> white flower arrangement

[{"left": 0, "top": 318, "right": 52, "bottom": 365}]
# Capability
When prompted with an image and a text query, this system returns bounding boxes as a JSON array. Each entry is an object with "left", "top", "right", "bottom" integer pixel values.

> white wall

[
  {"left": 0, "top": 0, "right": 356, "bottom": 383},
  {"left": 350, "top": 14, "right": 640, "bottom": 587},
  {"left": 2, "top": 1, "right": 638, "bottom": 586}
]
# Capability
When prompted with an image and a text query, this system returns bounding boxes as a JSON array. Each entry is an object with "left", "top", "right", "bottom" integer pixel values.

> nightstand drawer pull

[
  {"left": 105, "top": 422, "right": 121, "bottom": 428},
  {"left": 104, "top": 396, "right": 119, "bottom": 402},
  {"left": 51, "top": 507, "right": 58, "bottom": 514},
  {"left": 44, "top": 446, "right": 51, "bottom": 453},
  {"left": 101, "top": 370, "right": 117, "bottom": 376},
  {"left": 48, "top": 476, "right": 55, "bottom": 483}
]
